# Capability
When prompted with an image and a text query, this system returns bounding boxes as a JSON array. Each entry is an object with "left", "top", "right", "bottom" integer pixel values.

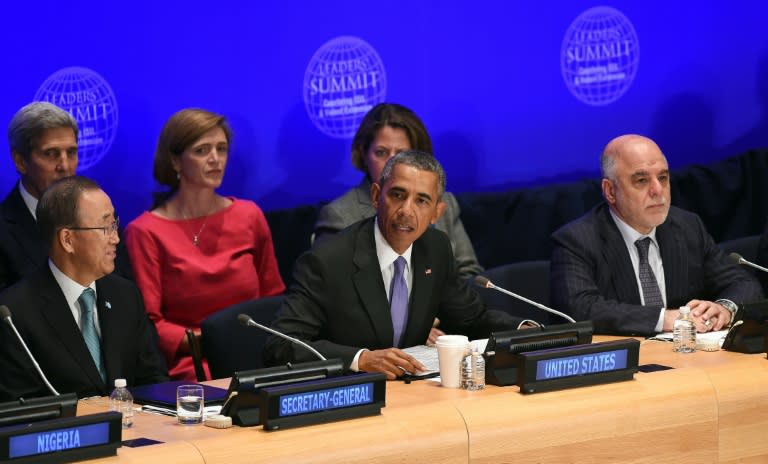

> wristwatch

[{"left": 715, "top": 299, "right": 738, "bottom": 327}]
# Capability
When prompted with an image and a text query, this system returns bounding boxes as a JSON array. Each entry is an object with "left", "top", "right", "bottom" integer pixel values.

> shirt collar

[
  {"left": 609, "top": 208, "right": 658, "bottom": 246},
  {"left": 374, "top": 217, "right": 413, "bottom": 270},
  {"left": 49, "top": 259, "right": 97, "bottom": 308}
]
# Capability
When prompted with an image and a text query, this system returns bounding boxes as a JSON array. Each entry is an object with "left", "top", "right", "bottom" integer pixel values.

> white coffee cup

[{"left": 435, "top": 335, "right": 470, "bottom": 388}]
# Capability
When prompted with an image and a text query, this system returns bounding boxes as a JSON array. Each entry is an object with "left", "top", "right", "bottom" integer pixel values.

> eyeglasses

[{"left": 67, "top": 217, "right": 120, "bottom": 237}]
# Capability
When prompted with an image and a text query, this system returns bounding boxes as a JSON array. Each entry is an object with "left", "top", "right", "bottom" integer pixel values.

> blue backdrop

[{"left": 1, "top": 1, "right": 766, "bottom": 224}]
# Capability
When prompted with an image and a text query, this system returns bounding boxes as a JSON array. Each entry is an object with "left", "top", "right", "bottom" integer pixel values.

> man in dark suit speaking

[
  {"left": 0, "top": 176, "right": 167, "bottom": 400},
  {"left": 550, "top": 134, "right": 762, "bottom": 336},
  {"left": 264, "top": 151, "right": 528, "bottom": 379}
]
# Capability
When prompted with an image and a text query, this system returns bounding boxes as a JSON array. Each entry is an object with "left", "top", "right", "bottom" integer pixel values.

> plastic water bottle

[
  {"left": 673, "top": 306, "right": 696, "bottom": 353},
  {"left": 109, "top": 378, "right": 134, "bottom": 428},
  {"left": 461, "top": 348, "right": 486, "bottom": 391}
]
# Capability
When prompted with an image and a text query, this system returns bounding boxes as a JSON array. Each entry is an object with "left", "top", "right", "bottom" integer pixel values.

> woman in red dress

[{"left": 126, "top": 109, "right": 285, "bottom": 380}]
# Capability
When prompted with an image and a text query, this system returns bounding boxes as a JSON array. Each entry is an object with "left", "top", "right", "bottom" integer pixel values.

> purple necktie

[{"left": 390, "top": 256, "right": 409, "bottom": 347}]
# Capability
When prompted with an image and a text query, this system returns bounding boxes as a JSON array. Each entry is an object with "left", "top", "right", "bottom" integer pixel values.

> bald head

[
  {"left": 601, "top": 135, "right": 666, "bottom": 181},
  {"left": 600, "top": 134, "right": 671, "bottom": 234}
]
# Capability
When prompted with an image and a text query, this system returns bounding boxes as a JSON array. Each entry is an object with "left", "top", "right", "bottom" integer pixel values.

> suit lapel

[
  {"left": 597, "top": 206, "right": 642, "bottom": 304},
  {"left": 3, "top": 186, "right": 46, "bottom": 268},
  {"left": 36, "top": 268, "right": 105, "bottom": 390},
  {"left": 656, "top": 215, "right": 687, "bottom": 304},
  {"left": 351, "top": 220, "right": 393, "bottom": 347},
  {"left": 403, "top": 238, "right": 434, "bottom": 347},
  {"left": 96, "top": 278, "right": 119, "bottom": 383}
]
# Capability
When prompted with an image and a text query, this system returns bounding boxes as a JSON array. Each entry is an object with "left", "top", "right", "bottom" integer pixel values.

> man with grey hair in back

[
  {"left": 0, "top": 102, "right": 79, "bottom": 290},
  {"left": 549, "top": 134, "right": 762, "bottom": 336},
  {"left": 264, "top": 150, "right": 533, "bottom": 379}
]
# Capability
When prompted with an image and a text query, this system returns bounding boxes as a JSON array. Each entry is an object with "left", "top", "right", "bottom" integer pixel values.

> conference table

[{"left": 81, "top": 337, "right": 768, "bottom": 464}]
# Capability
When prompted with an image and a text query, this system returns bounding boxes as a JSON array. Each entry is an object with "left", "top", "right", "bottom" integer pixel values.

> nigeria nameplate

[
  {"left": 0, "top": 411, "right": 122, "bottom": 463},
  {"left": 516, "top": 339, "right": 640, "bottom": 393},
  {"left": 259, "top": 372, "right": 386, "bottom": 431}
]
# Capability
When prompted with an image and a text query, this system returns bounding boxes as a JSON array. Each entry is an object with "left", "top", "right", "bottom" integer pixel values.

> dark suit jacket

[
  {"left": 0, "top": 267, "right": 168, "bottom": 401},
  {"left": 264, "top": 218, "right": 522, "bottom": 368},
  {"left": 550, "top": 203, "right": 763, "bottom": 335},
  {"left": 313, "top": 178, "right": 484, "bottom": 279},
  {"left": 0, "top": 184, "right": 47, "bottom": 291},
  {"left": 0, "top": 184, "right": 134, "bottom": 290},
  {"left": 754, "top": 231, "right": 768, "bottom": 294}
]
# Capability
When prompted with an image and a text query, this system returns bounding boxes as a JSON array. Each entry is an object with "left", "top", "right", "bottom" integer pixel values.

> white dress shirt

[
  {"left": 49, "top": 260, "right": 101, "bottom": 338},
  {"left": 609, "top": 209, "right": 667, "bottom": 332}
]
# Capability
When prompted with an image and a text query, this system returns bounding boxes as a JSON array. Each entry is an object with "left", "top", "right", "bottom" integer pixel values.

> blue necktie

[
  {"left": 390, "top": 256, "right": 409, "bottom": 347},
  {"left": 635, "top": 237, "right": 665, "bottom": 308},
  {"left": 78, "top": 288, "right": 106, "bottom": 382}
]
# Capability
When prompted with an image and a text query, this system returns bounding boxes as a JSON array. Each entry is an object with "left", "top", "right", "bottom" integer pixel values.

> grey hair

[
  {"left": 8, "top": 102, "right": 78, "bottom": 158},
  {"left": 600, "top": 150, "right": 616, "bottom": 180},
  {"left": 378, "top": 150, "right": 446, "bottom": 197}
]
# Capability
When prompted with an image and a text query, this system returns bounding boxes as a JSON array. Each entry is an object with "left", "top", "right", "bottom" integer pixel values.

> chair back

[
  {"left": 185, "top": 328, "right": 206, "bottom": 382},
  {"left": 718, "top": 235, "right": 760, "bottom": 263},
  {"left": 201, "top": 295, "right": 284, "bottom": 380},
  {"left": 475, "top": 260, "right": 555, "bottom": 325}
]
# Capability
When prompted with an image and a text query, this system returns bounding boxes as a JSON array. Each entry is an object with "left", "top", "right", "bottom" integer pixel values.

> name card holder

[
  {"left": 0, "top": 411, "right": 122, "bottom": 463},
  {"left": 516, "top": 338, "right": 640, "bottom": 393},
  {"left": 259, "top": 372, "right": 386, "bottom": 431}
]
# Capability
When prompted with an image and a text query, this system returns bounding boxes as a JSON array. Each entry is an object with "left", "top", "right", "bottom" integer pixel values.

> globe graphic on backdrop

[
  {"left": 34, "top": 67, "right": 119, "bottom": 170},
  {"left": 303, "top": 36, "right": 387, "bottom": 139},
  {"left": 561, "top": 6, "right": 640, "bottom": 106}
]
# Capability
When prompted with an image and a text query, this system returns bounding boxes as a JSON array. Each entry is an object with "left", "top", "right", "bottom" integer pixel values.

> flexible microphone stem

[
  {"left": 0, "top": 306, "right": 60, "bottom": 396},
  {"left": 475, "top": 276, "right": 576, "bottom": 323},
  {"left": 731, "top": 253, "right": 768, "bottom": 274},
  {"left": 237, "top": 314, "right": 327, "bottom": 361}
]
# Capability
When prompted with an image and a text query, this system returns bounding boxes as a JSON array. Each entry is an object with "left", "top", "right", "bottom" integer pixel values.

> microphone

[
  {"left": 728, "top": 252, "right": 768, "bottom": 274},
  {"left": 0, "top": 305, "right": 60, "bottom": 396},
  {"left": 474, "top": 275, "right": 576, "bottom": 323},
  {"left": 237, "top": 314, "right": 327, "bottom": 361}
]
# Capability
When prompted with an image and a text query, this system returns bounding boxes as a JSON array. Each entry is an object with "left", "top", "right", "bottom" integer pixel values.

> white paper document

[
  {"left": 652, "top": 330, "right": 728, "bottom": 347},
  {"left": 402, "top": 339, "right": 489, "bottom": 375}
]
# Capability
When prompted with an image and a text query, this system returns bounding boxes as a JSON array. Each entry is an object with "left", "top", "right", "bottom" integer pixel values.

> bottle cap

[
  {"left": 114, "top": 378, "right": 127, "bottom": 388},
  {"left": 679, "top": 306, "right": 690, "bottom": 315}
]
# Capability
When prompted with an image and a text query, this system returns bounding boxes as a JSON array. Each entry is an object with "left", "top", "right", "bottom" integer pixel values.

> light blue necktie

[
  {"left": 390, "top": 256, "right": 409, "bottom": 347},
  {"left": 78, "top": 288, "right": 106, "bottom": 382}
]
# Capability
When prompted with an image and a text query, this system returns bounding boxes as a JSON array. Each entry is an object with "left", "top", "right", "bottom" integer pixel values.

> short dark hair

[
  {"left": 379, "top": 150, "right": 446, "bottom": 198},
  {"left": 153, "top": 108, "right": 233, "bottom": 191},
  {"left": 37, "top": 176, "right": 101, "bottom": 249},
  {"left": 351, "top": 103, "right": 432, "bottom": 176},
  {"left": 7, "top": 102, "right": 78, "bottom": 158}
]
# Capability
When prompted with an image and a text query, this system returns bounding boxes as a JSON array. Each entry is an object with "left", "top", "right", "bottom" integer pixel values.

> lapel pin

[
  {"left": 425, "top": 268, "right": 432, "bottom": 275},
  {"left": 105, "top": 301, "right": 112, "bottom": 310}
]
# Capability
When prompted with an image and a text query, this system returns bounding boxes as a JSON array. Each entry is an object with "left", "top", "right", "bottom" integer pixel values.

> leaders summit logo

[
  {"left": 303, "top": 36, "right": 387, "bottom": 139},
  {"left": 561, "top": 6, "right": 640, "bottom": 106},
  {"left": 34, "top": 67, "right": 119, "bottom": 170}
]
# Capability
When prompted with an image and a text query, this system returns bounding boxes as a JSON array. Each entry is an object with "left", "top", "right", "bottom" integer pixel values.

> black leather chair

[
  {"left": 475, "top": 260, "right": 556, "bottom": 326},
  {"left": 718, "top": 234, "right": 760, "bottom": 263},
  {"left": 185, "top": 328, "right": 206, "bottom": 382},
  {"left": 197, "top": 295, "right": 285, "bottom": 380}
]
